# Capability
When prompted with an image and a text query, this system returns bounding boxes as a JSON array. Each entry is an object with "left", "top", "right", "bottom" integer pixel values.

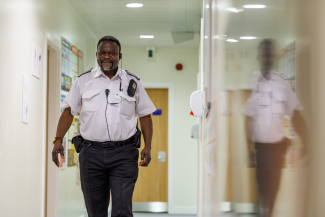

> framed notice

[
  {"left": 78, "top": 50, "right": 84, "bottom": 75},
  {"left": 32, "top": 43, "right": 42, "bottom": 78},
  {"left": 276, "top": 42, "right": 295, "bottom": 92}
]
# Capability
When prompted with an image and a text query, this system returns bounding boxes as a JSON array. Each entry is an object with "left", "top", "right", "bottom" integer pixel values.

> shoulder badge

[
  {"left": 78, "top": 68, "right": 93, "bottom": 78},
  {"left": 125, "top": 70, "right": 140, "bottom": 80}
]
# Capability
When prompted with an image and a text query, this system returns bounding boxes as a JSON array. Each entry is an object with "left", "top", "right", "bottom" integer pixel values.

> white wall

[
  {"left": 122, "top": 48, "right": 199, "bottom": 213},
  {"left": 0, "top": 0, "right": 96, "bottom": 216}
]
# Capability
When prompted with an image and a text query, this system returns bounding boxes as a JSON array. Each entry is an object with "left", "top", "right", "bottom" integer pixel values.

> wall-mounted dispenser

[{"left": 190, "top": 90, "right": 203, "bottom": 117}]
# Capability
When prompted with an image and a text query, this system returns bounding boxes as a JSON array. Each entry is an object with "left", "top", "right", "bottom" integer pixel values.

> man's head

[
  {"left": 96, "top": 36, "right": 122, "bottom": 73},
  {"left": 257, "top": 38, "right": 276, "bottom": 72}
]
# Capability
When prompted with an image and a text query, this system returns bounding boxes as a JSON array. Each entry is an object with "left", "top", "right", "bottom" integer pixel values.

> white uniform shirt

[
  {"left": 243, "top": 71, "right": 303, "bottom": 143},
  {"left": 61, "top": 67, "right": 156, "bottom": 142}
]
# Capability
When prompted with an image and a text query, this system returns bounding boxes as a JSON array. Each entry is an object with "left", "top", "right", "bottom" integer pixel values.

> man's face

[
  {"left": 96, "top": 41, "right": 121, "bottom": 72},
  {"left": 258, "top": 44, "right": 274, "bottom": 71}
]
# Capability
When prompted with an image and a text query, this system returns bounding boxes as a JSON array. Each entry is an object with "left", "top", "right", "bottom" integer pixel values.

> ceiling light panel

[
  {"left": 240, "top": 36, "right": 257, "bottom": 39},
  {"left": 126, "top": 3, "right": 143, "bottom": 8},
  {"left": 226, "top": 39, "right": 238, "bottom": 42},
  {"left": 140, "top": 35, "right": 154, "bottom": 38},
  {"left": 243, "top": 4, "right": 266, "bottom": 8},
  {"left": 226, "top": 7, "right": 239, "bottom": 13}
]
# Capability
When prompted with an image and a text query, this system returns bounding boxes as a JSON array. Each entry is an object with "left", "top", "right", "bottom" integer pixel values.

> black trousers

[
  {"left": 79, "top": 142, "right": 139, "bottom": 217},
  {"left": 255, "top": 139, "right": 289, "bottom": 217}
]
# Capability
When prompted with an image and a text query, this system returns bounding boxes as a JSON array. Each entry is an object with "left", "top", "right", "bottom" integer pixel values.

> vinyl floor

[{"left": 132, "top": 213, "right": 257, "bottom": 217}]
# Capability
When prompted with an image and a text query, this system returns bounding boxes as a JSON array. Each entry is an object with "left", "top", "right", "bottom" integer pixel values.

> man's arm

[
  {"left": 245, "top": 115, "right": 256, "bottom": 167},
  {"left": 291, "top": 110, "right": 309, "bottom": 157},
  {"left": 52, "top": 107, "right": 74, "bottom": 167},
  {"left": 139, "top": 114, "right": 153, "bottom": 167}
]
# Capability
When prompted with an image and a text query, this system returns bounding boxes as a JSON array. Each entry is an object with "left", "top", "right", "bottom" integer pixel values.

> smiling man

[{"left": 52, "top": 36, "right": 156, "bottom": 217}]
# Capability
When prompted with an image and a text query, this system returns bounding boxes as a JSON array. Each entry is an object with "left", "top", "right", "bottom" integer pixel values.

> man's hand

[
  {"left": 139, "top": 146, "right": 151, "bottom": 167},
  {"left": 247, "top": 149, "right": 256, "bottom": 168},
  {"left": 139, "top": 114, "right": 153, "bottom": 167},
  {"left": 52, "top": 107, "right": 74, "bottom": 167},
  {"left": 52, "top": 140, "right": 65, "bottom": 167}
]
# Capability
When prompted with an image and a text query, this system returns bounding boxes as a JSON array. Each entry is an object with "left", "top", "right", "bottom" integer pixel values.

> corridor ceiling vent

[
  {"left": 171, "top": 32, "right": 195, "bottom": 45},
  {"left": 140, "top": 35, "right": 154, "bottom": 38},
  {"left": 240, "top": 36, "right": 257, "bottom": 39},
  {"left": 243, "top": 4, "right": 266, "bottom": 8},
  {"left": 126, "top": 3, "right": 143, "bottom": 8},
  {"left": 226, "top": 39, "right": 238, "bottom": 42}
]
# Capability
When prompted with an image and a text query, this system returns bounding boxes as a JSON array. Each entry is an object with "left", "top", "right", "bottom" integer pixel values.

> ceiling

[
  {"left": 224, "top": 0, "right": 290, "bottom": 48},
  {"left": 67, "top": 0, "right": 202, "bottom": 48}
]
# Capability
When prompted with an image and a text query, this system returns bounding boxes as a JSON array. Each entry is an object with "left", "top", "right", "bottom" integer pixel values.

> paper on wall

[
  {"left": 32, "top": 43, "right": 42, "bottom": 78},
  {"left": 22, "top": 74, "right": 29, "bottom": 124}
]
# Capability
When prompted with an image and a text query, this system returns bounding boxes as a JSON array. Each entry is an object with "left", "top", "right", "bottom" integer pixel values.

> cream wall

[
  {"left": 122, "top": 48, "right": 199, "bottom": 213},
  {"left": 0, "top": 0, "right": 96, "bottom": 216}
]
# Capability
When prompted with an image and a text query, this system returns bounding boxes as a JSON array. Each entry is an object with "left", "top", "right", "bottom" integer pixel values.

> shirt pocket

[
  {"left": 244, "top": 93, "right": 260, "bottom": 117},
  {"left": 272, "top": 92, "right": 287, "bottom": 114},
  {"left": 119, "top": 93, "right": 136, "bottom": 116},
  {"left": 82, "top": 89, "right": 100, "bottom": 111}
]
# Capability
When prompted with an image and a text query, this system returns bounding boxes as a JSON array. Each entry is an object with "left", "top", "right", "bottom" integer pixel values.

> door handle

[{"left": 158, "top": 151, "right": 166, "bottom": 162}]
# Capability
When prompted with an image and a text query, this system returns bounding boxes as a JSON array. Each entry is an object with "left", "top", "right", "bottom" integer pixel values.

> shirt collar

[
  {"left": 94, "top": 67, "right": 127, "bottom": 82},
  {"left": 258, "top": 70, "right": 277, "bottom": 81}
]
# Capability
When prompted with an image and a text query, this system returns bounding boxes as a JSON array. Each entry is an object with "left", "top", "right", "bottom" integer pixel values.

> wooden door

[{"left": 133, "top": 88, "right": 168, "bottom": 202}]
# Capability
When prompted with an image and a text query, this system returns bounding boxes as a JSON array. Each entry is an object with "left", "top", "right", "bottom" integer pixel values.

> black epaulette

[
  {"left": 125, "top": 70, "right": 140, "bottom": 80},
  {"left": 78, "top": 68, "right": 93, "bottom": 78}
]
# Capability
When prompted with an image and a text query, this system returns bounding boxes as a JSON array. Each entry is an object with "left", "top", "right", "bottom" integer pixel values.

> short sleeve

[
  {"left": 285, "top": 82, "right": 303, "bottom": 116},
  {"left": 61, "top": 78, "right": 81, "bottom": 116},
  {"left": 135, "top": 81, "right": 156, "bottom": 117}
]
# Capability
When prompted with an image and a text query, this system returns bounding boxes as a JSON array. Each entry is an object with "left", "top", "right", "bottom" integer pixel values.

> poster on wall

[
  {"left": 61, "top": 37, "right": 73, "bottom": 78},
  {"left": 32, "top": 43, "right": 42, "bottom": 79},
  {"left": 78, "top": 50, "right": 84, "bottom": 75},
  {"left": 22, "top": 74, "right": 29, "bottom": 124},
  {"left": 61, "top": 74, "right": 72, "bottom": 92},
  {"left": 60, "top": 37, "right": 84, "bottom": 169},
  {"left": 71, "top": 45, "right": 79, "bottom": 83},
  {"left": 277, "top": 42, "right": 295, "bottom": 92}
]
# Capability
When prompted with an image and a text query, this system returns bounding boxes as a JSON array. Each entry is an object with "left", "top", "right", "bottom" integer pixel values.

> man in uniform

[
  {"left": 244, "top": 39, "right": 308, "bottom": 217},
  {"left": 52, "top": 36, "right": 156, "bottom": 217}
]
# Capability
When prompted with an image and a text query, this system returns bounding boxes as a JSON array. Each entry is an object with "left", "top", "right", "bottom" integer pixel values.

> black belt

[{"left": 83, "top": 136, "right": 134, "bottom": 148}]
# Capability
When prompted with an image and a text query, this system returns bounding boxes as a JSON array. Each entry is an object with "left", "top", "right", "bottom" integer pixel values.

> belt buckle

[{"left": 107, "top": 141, "right": 114, "bottom": 147}]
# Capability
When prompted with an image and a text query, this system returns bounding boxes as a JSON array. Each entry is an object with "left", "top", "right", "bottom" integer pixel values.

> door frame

[
  {"left": 42, "top": 31, "right": 62, "bottom": 217},
  {"left": 142, "top": 82, "right": 174, "bottom": 213}
]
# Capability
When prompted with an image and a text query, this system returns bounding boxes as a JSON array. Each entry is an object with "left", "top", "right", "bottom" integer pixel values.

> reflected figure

[{"left": 243, "top": 39, "right": 308, "bottom": 217}]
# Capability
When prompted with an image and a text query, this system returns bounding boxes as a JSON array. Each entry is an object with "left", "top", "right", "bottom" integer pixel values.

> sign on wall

[
  {"left": 60, "top": 37, "right": 84, "bottom": 169},
  {"left": 277, "top": 42, "right": 295, "bottom": 92}
]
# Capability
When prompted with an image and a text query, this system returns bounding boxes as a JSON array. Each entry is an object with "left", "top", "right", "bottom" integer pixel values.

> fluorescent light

[
  {"left": 140, "top": 35, "right": 154, "bottom": 38},
  {"left": 240, "top": 36, "right": 257, "bottom": 39},
  {"left": 226, "top": 7, "right": 239, "bottom": 12},
  {"left": 126, "top": 3, "right": 143, "bottom": 8},
  {"left": 226, "top": 39, "right": 238, "bottom": 42},
  {"left": 243, "top": 4, "right": 266, "bottom": 8},
  {"left": 206, "top": 4, "right": 209, "bottom": 8},
  {"left": 205, "top": 36, "right": 208, "bottom": 39}
]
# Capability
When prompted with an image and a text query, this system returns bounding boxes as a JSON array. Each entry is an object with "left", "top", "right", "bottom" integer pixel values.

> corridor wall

[
  {"left": 122, "top": 47, "right": 199, "bottom": 214},
  {"left": 0, "top": 0, "right": 97, "bottom": 216}
]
